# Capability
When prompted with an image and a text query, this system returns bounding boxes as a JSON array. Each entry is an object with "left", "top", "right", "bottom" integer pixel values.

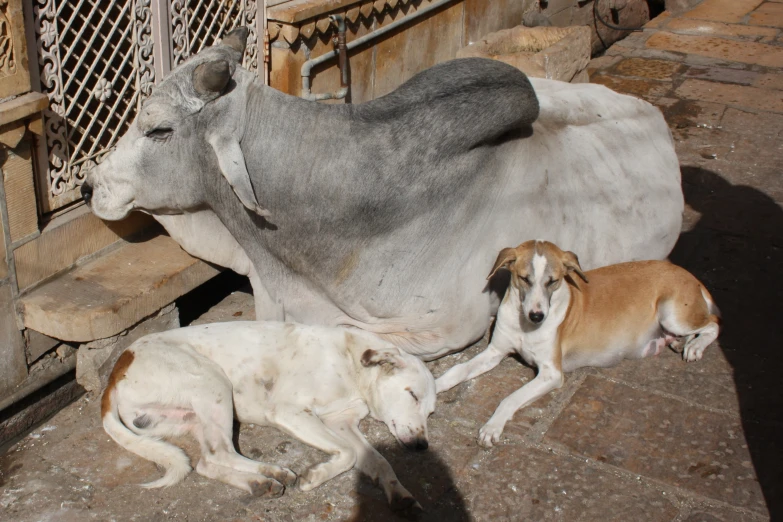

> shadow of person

[
  {"left": 669, "top": 166, "right": 783, "bottom": 517},
  {"left": 350, "top": 443, "right": 470, "bottom": 522}
]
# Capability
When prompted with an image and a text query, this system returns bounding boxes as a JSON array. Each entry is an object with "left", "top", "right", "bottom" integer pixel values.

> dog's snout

[
  {"left": 529, "top": 311, "right": 545, "bottom": 323},
  {"left": 81, "top": 181, "right": 93, "bottom": 204},
  {"left": 413, "top": 439, "right": 428, "bottom": 451}
]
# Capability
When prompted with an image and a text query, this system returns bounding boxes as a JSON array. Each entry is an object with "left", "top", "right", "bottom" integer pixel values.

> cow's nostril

[
  {"left": 81, "top": 182, "right": 93, "bottom": 204},
  {"left": 529, "top": 311, "right": 545, "bottom": 323}
]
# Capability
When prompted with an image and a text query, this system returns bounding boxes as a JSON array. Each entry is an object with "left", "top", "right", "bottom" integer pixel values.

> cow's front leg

[
  {"left": 322, "top": 410, "right": 422, "bottom": 514},
  {"left": 478, "top": 362, "right": 563, "bottom": 447},
  {"left": 435, "top": 334, "right": 515, "bottom": 393},
  {"left": 268, "top": 407, "right": 356, "bottom": 491}
]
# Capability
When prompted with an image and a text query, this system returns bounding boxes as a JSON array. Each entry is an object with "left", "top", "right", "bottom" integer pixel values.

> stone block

[
  {"left": 2, "top": 139, "right": 39, "bottom": 242},
  {"left": 0, "top": 0, "right": 32, "bottom": 98},
  {"left": 373, "top": 0, "right": 464, "bottom": 98},
  {"left": 681, "top": 0, "right": 764, "bottom": 23},
  {"left": 13, "top": 209, "right": 155, "bottom": 291},
  {"left": 664, "top": 18, "right": 780, "bottom": 40},
  {"left": 75, "top": 303, "right": 179, "bottom": 393},
  {"left": 665, "top": 0, "right": 702, "bottom": 15},
  {"left": 457, "top": 25, "right": 592, "bottom": 82},
  {"left": 463, "top": 0, "right": 529, "bottom": 47},
  {"left": 462, "top": 445, "right": 679, "bottom": 521},
  {"left": 24, "top": 329, "right": 60, "bottom": 365},
  {"left": 747, "top": 2, "right": 783, "bottom": 28},
  {"left": 590, "top": 74, "right": 672, "bottom": 100},
  {"left": 0, "top": 282, "right": 27, "bottom": 396},
  {"left": 544, "top": 376, "right": 767, "bottom": 511},
  {"left": 683, "top": 65, "right": 759, "bottom": 85},
  {"left": 753, "top": 73, "right": 783, "bottom": 90},
  {"left": 613, "top": 57, "right": 683, "bottom": 80},
  {"left": 646, "top": 32, "right": 783, "bottom": 68},
  {"left": 19, "top": 234, "right": 218, "bottom": 342},
  {"left": 676, "top": 78, "right": 783, "bottom": 113}
]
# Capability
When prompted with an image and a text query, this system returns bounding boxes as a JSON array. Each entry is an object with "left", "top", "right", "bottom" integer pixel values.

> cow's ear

[
  {"left": 207, "top": 135, "right": 271, "bottom": 218},
  {"left": 221, "top": 27, "right": 249, "bottom": 56},
  {"left": 193, "top": 60, "right": 232, "bottom": 96}
]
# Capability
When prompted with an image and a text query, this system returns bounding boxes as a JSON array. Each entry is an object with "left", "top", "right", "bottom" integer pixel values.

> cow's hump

[{"left": 352, "top": 58, "right": 539, "bottom": 153}]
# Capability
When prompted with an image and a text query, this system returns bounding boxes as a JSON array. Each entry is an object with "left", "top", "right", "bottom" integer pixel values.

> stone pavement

[{"left": 2, "top": 1, "right": 782, "bottom": 520}]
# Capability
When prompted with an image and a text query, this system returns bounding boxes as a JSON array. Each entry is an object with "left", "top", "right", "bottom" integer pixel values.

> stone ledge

[
  {"left": 0, "top": 92, "right": 48, "bottom": 127},
  {"left": 18, "top": 234, "right": 221, "bottom": 342}
]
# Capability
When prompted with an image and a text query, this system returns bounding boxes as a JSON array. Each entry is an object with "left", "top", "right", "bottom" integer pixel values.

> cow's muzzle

[{"left": 80, "top": 181, "right": 93, "bottom": 205}]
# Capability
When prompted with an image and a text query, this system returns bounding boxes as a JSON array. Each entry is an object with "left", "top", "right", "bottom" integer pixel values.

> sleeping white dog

[{"left": 101, "top": 321, "right": 436, "bottom": 512}]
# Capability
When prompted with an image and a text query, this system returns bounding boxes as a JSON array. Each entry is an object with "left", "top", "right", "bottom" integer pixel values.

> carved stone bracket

[{"left": 268, "top": 0, "right": 420, "bottom": 45}]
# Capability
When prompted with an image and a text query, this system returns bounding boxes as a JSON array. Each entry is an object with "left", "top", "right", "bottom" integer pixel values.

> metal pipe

[
  {"left": 302, "top": 15, "right": 350, "bottom": 101},
  {"left": 301, "top": 0, "right": 457, "bottom": 100}
]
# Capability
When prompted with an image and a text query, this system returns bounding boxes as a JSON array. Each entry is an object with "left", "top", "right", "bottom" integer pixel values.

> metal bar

[
  {"left": 301, "top": 0, "right": 458, "bottom": 100},
  {"left": 150, "top": 0, "right": 173, "bottom": 81},
  {"left": 259, "top": 0, "right": 268, "bottom": 84}
]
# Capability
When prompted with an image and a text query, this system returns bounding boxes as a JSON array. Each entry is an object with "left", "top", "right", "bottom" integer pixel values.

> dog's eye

[
  {"left": 547, "top": 278, "right": 559, "bottom": 287},
  {"left": 145, "top": 127, "right": 173, "bottom": 140},
  {"left": 520, "top": 276, "right": 531, "bottom": 285},
  {"left": 408, "top": 390, "right": 419, "bottom": 402}
]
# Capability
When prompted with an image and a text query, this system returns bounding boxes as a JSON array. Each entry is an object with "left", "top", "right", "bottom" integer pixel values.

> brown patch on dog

[
  {"left": 360, "top": 349, "right": 378, "bottom": 367},
  {"left": 101, "top": 351, "right": 135, "bottom": 417}
]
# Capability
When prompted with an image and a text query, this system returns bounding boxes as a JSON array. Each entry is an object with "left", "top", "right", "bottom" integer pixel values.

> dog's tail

[
  {"left": 700, "top": 286, "right": 722, "bottom": 325},
  {"left": 102, "top": 375, "right": 191, "bottom": 488}
]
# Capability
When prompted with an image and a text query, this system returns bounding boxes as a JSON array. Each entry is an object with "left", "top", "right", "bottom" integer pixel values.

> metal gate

[{"left": 27, "top": 0, "right": 266, "bottom": 214}]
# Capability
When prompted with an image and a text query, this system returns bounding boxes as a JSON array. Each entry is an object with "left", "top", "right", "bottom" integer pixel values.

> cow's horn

[
  {"left": 193, "top": 60, "right": 231, "bottom": 95},
  {"left": 221, "top": 27, "right": 249, "bottom": 55}
]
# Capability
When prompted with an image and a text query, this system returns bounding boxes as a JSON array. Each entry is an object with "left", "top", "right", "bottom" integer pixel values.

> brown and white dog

[
  {"left": 436, "top": 240, "right": 720, "bottom": 447},
  {"left": 101, "top": 322, "right": 435, "bottom": 511}
]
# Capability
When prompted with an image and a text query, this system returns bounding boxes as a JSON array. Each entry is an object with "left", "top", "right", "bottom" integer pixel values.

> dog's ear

[
  {"left": 361, "top": 348, "right": 406, "bottom": 370},
  {"left": 562, "top": 251, "right": 589, "bottom": 283},
  {"left": 487, "top": 247, "right": 517, "bottom": 280}
]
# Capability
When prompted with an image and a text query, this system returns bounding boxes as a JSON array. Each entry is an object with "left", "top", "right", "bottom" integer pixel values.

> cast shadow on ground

[
  {"left": 668, "top": 167, "right": 783, "bottom": 518},
  {"left": 350, "top": 443, "right": 470, "bottom": 522}
]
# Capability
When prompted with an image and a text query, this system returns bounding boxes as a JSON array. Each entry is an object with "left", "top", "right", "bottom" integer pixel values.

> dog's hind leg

[
  {"left": 323, "top": 410, "right": 421, "bottom": 514},
  {"left": 658, "top": 294, "right": 720, "bottom": 363},
  {"left": 266, "top": 406, "right": 356, "bottom": 491},
  {"left": 189, "top": 384, "right": 290, "bottom": 495}
]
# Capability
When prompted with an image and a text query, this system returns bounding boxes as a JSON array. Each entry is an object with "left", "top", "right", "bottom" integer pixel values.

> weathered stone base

[
  {"left": 75, "top": 303, "right": 179, "bottom": 393},
  {"left": 457, "top": 25, "right": 592, "bottom": 82}
]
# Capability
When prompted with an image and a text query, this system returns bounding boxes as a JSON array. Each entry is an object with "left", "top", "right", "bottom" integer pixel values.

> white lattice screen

[{"left": 31, "top": 0, "right": 263, "bottom": 214}]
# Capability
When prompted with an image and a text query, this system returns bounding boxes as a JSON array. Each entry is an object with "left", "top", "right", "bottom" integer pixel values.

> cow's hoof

[
  {"left": 390, "top": 492, "right": 423, "bottom": 519},
  {"left": 249, "top": 478, "right": 285, "bottom": 498}
]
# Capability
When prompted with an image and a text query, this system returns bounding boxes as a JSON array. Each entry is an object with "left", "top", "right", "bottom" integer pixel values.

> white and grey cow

[{"left": 83, "top": 28, "right": 683, "bottom": 360}]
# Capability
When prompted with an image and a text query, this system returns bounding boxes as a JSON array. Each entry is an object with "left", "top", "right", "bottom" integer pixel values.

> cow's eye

[
  {"left": 145, "top": 127, "right": 173, "bottom": 140},
  {"left": 408, "top": 390, "right": 419, "bottom": 402}
]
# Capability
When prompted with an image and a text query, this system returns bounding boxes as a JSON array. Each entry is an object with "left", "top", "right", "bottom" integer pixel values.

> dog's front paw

[
  {"left": 272, "top": 467, "right": 297, "bottom": 487},
  {"left": 683, "top": 342, "right": 707, "bottom": 362},
  {"left": 249, "top": 477, "right": 285, "bottom": 498},
  {"left": 478, "top": 421, "right": 504, "bottom": 448}
]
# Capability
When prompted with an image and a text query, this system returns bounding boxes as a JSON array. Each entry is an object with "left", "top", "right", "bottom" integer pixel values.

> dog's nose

[
  {"left": 80, "top": 182, "right": 93, "bottom": 204},
  {"left": 529, "top": 311, "right": 545, "bottom": 323},
  {"left": 413, "top": 439, "right": 428, "bottom": 452}
]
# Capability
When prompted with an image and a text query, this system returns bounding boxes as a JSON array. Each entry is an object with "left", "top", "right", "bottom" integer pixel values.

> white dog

[
  {"left": 101, "top": 321, "right": 436, "bottom": 511},
  {"left": 437, "top": 240, "right": 720, "bottom": 447}
]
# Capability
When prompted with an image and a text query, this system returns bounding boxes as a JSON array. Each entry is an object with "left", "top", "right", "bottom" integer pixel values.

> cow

[{"left": 82, "top": 28, "right": 683, "bottom": 360}]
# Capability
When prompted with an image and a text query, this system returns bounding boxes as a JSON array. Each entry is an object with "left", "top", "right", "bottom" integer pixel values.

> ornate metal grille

[
  {"left": 31, "top": 0, "right": 261, "bottom": 214},
  {"left": 33, "top": 0, "right": 154, "bottom": 212},
  {"left": 171, "top": 0, "right": 259, "bottom": 73}
]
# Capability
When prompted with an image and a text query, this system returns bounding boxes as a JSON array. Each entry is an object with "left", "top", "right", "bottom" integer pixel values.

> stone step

[{"left": 18, "top": 234, "right": 221, "bottom": 343}]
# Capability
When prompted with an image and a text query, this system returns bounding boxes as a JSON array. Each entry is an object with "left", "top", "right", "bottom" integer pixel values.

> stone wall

[{"left": 266, "top": 0, "right": 651, "bottom": 100}]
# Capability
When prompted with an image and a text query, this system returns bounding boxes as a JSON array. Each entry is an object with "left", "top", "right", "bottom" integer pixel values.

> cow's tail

[{"left": 102, "top": 386, "right": 191, "bottom": 488}]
